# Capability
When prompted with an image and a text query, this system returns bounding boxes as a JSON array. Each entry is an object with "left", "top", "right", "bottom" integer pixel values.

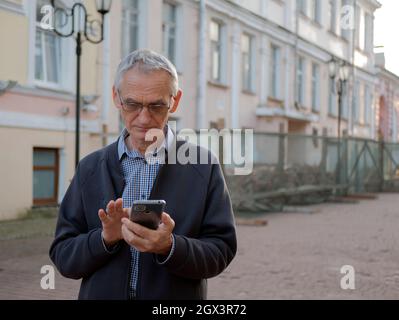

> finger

[
  {"left": 122, "top": 208, "right": 130, "bottom": 218},
  {"left": 121, "top": 224, "right": 149, "bottom": 250},
  {"left": 121, "top": 224, "right": 134, "bottom": 244},
  {"left": 107, "top": 200, "right": 116, "bottom": 217},
  {"left": 130, "top": 235, "right": 151, "bottom": 252},
  {"left": 121, "top": 218, "right": 151, "bottom": 239},
  {"left": 115, "top": 198, "right": 123, "bottom": 214},
  {"left": 98, "top": 209, "right": 109, "bottom": 222}
]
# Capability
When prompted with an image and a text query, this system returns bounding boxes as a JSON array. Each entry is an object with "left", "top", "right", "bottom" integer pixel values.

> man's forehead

[
  {"left": 121, "top": 68, "right": 171, "bottom": 93},
  {"left": 123, "top": 66, "right": 171, "bottom": 82}
]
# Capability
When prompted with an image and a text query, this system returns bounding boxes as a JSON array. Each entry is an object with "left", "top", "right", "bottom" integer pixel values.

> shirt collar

[{"left": 118, "top": 125, "right": 174, "bottom": 161}]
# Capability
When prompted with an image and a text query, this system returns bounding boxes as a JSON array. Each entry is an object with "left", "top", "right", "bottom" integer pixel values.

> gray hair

[{"left": 114, "top": 49, "right": 179, "bottom": 96}]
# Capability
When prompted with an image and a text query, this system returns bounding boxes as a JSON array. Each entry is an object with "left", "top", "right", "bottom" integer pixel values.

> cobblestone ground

[{"left": 1, "top": 193, "right": 398, "bottom": 300}]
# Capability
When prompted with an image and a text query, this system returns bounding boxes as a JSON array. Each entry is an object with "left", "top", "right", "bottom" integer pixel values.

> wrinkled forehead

[{"left": 120, "top": 66, "right": 173, "bottom": 100}]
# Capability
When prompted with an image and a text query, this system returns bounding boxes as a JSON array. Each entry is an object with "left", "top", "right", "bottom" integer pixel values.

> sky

[{"left": 374, "top": 0, "right": 399, "bottom": 76}]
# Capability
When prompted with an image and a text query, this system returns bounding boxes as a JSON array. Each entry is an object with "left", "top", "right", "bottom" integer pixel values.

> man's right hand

[{"left": 98, "top": 198, "right": 129, "bottom": 247}]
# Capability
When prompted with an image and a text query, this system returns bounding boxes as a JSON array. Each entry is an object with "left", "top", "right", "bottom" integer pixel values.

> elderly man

[{"left": 50, "top": 49, "right": 237, "bottom": 300}]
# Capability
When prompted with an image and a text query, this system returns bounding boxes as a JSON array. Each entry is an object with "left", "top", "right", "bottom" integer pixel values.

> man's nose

[{"left": 136, "top": 106, "right": 152, "bottom": 123}]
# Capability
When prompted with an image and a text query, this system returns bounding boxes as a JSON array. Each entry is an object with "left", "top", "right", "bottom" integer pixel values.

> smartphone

[{"left": 129, "top": 200, "right": 166, "bottom": 230}]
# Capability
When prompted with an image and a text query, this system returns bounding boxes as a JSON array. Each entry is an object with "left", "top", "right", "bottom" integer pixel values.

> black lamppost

[
  {"left": 328, "top": 58, "right": 350, "bottom": 186},
  {"left": 50, "top": 0, "right": 112, "bottom": 169}
]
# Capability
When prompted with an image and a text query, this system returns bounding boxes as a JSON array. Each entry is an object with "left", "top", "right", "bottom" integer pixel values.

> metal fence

[{"left": 179, "top": 131, "right": 399, "bottom": 212}]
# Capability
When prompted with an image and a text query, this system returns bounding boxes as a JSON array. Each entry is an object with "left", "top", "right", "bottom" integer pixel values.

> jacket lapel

[{"left": 102, "top": 140, "right": 125, "bottom": 206}]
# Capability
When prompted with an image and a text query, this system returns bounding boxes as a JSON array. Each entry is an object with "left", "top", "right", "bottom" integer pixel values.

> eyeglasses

[{"left": 118, "top": 90, "right": 172, "bottom": 117}]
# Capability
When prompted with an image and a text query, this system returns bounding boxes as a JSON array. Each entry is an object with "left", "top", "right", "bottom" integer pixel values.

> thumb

[
  {"left": 161, "top": 212, "right": 175, "bottom": 231},
  {"left": 122, "top": 208, "right": 130, "bottom": 218}
]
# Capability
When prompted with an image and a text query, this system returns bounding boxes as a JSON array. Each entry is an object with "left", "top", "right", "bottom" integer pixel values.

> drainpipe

[
  {"left": 231, "top": 21, "right": 240, "bottom": 128},
  {"left": 102, "top": 14, "right": 111, "bottom": 146},
  {"left": 196, "top": 0, "right": 206, "bottom": 130}
]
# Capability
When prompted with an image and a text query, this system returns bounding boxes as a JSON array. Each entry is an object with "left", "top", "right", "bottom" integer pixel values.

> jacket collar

[{"left": 104, "top": 129, "right": 186, "bottom": 198}]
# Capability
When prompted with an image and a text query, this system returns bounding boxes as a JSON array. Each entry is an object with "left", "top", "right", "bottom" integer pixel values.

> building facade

[
  {"left": 375, "top": 53, "right": 399, "bottom": 142},
  {"left": 0, "top": 0, "right": 393, "bottom": 219}
]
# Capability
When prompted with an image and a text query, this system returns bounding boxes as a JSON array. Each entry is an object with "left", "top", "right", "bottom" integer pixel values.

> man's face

[{"left": 113, "top": 67, "right": 182, "bottom": 145}]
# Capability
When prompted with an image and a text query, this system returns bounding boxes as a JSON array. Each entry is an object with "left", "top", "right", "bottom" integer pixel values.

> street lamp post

[
  {"left": 329, "top": 58, "right": 350, "bottom": 187},
  {"left": 50, "top": 0, "right": 112, "bottom": 169}
]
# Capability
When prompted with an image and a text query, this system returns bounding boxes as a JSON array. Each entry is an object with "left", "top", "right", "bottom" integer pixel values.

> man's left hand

[{"left": 121, "top": 212, "right": 175, "bottom": 255}]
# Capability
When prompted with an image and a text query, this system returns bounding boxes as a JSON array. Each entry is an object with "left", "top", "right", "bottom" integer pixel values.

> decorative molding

[
  {"left": 0, "top": 111, "right": 101, "bottom": 134},
  {"left": 10, "top": 84, "right": 75, "bottom": 101},
  {"left": 297, "top": 39, "right": 331, "bottom": 63},
  {"left": 0, "top": 0, "right": 26, "bottom": 15},
  {"left": 256, "top": 106, "right": 319, "bottom": 123}
]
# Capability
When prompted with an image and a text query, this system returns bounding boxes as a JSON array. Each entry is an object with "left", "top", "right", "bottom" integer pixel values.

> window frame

[
  {"left": 270, "top": 44, "right": 281, "bottom": 100},
  {"left": 297, "top": 0, "right": 307, "bottom": 16},
  {"left": 209, "top": 18, "right": 226, "bottom": 84},
  {"left": 162, "top": 1, "right": 178, "bottom": 65},
  {"left": 33, "top": 147, "right": 59, "bottom": 206},
  {"left": 241, "top": 32, "right": 255, "bottom": 93},
  {"left": 328, "top": 77, "right": 337, "bottom": 117},
  {"left": 33, "top": 0, "right": 71, "bottom": 90},
  {"left": 364, "top": 84, "right": 371, "bottom": 125},
  {"left": 311, "top": 0, "right": 321, "bottom": 24},
  {"left": 296, "top": 56, "right": 306, "bottom": 106},
  {"left": 353, "top": 81, "right": 360, "bottom": 123},
  {"left": 311, "top": 62, "right": 320, "bottom": 112},
  {"left": 329, "top": 0, "right": 337, "bottom": 34},
  {"left": 34, "top": 27, "right": 62, "bottom": 85},
  {"left": 121, "top": 0, "right": 140, "bottom": 57}
]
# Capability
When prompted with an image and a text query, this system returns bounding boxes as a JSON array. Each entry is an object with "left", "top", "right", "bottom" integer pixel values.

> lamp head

[
  {"left": 95, "top": 0, "right": 112, "bottom": 15},
  {"left": 328, "top": 59, "right": 337, "bottom": 78},
  {"left": 339, "top": 63, "right": 350, "bottom": 81}
]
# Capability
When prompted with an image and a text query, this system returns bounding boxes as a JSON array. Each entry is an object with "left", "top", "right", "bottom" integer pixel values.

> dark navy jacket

[{"left": 49, "top": 137, "right": 237, "bottom": 300}]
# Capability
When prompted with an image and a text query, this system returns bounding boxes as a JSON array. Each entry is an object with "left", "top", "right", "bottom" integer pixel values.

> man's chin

[{"left": 131, "top": 128, "right": 162, "bottom": 144}]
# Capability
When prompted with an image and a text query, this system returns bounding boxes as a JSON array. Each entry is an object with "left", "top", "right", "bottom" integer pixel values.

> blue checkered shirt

[{"left": 117, "top": 128, "right": 174, "bottom": 299}]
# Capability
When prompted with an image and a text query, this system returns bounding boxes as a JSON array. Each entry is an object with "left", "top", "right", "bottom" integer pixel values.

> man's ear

[
  {"left": 112, "top": 86, "right": 121, "bottom": 110},
  {"left": 169, "top": 89, "right": 182, "bottom": 113}
]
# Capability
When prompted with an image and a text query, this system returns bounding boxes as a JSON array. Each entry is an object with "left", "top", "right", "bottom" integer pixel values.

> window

[
  {"left": 311, "top": 63, "right": 320, "bottom": 112},
  {"left": 311, "top": 0, "right": 321, "bottom": 23},
  {"left": 329, "top": 77, "right": 337, "bottom": 116},
  {"left": 296, "top": 57, "right": 305, "bottom": 106},
  {"left": 353, "top": 81, "right": 360, "bottom": 122},
  {"left": 364, "top": 85, "right": 371, "bottom": 125},
  {"left": 357, "top": 6, "right": 365, "bottom": 50},
  {"left": 270, "top": 45, "right": 281, "bottom": 99},
  {"left": 329, "top": 0, "right": 337, "bottom": 33},
  {"left": 364, "top": 13, "right": 373, "bottom": 52},
  {"left": 33, "top": 148, "right": 59, "bottom": 205},
  {"left": 393, "top": 108, "right": 398, "bottom": 142},
  {"left": 162, "top": 2, "right": 177, "bottom": 64},
  {"left": 35, "top": 0, "right": 62, "bottom": 85},
  {"left": 355, "top": 5, "right": 360, "bottom": 47},
  {"left": 297, "top": 0, "right": 307, "bottom": 15},
  {"left": 210, "top": 20, "right": 223, "bottom": 83},
  {"left": 121, "top": 0, "right": 139, "bottom": 57},
  {"left": 342, "top": 89, "right": 349, "bottom": 120},
  {"left": 241, "top": 33, "right": 254, "bottom": 92}
]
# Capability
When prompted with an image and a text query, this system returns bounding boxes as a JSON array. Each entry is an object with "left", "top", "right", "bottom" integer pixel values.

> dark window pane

[
  {"left": 34, "top": 150, "right": 56, "bottom": 167},
  {"left": 33, "top": 170, "right": 55, "bottom": 199}
]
